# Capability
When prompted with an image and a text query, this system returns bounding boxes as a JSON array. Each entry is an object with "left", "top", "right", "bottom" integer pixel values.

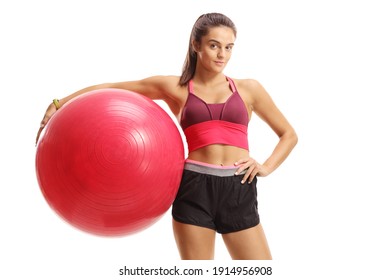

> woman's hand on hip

[{"left": 234, "top": 157, "right": 271, "bottom": 184}]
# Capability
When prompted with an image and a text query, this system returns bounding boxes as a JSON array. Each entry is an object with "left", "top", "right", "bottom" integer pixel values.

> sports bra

[{"left": 180, "top": 77, "right": 249, "bottom": 152}]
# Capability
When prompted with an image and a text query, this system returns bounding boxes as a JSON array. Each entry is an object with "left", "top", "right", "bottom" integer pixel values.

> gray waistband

[{"left": 184, "top": 162, "right": 246, "bottom": 177}]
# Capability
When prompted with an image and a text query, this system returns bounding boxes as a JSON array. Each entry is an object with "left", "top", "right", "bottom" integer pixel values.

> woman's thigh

[
  {"left": 172, "top": 219, "right": 216, "bottom": 260},
  {"left": 222, "top": 224, "right": 272, "bottom": 260}
]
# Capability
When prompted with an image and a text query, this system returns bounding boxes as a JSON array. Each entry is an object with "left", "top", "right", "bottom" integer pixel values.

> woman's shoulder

[
  {"left": 149, "top": 75, "right": 188, "bottom": 102},
  {"left": 229, "top": 77, "right": 266, "bottom": 96}
]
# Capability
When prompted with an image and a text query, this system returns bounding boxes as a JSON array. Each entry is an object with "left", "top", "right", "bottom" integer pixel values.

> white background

[{"left": 1, "top": 0, "right": 389, "bottom": 279}]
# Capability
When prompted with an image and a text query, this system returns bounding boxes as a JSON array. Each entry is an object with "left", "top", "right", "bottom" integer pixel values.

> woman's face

[{"left": 194, "top": 26, "right": 236, "bottom": 74}]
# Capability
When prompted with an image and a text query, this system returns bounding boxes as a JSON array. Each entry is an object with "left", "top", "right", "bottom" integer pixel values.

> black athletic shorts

[{"left": 172, "top": 160, "right": 260, "bottom": 234}]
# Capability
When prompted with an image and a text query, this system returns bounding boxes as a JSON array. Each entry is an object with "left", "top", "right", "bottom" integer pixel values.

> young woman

[{"left": 36, "top": 13, "right": 297, "bottom": 260}]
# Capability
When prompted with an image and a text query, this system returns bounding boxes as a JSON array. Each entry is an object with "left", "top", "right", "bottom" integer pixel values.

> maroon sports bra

[{"left": 180, "top": 77, "right": 249, "bottom": 152}]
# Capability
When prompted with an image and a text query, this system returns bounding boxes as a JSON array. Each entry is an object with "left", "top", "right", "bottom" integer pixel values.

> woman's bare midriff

[{"left": 187, "top": 144, "right": 249, "bottom": 166}]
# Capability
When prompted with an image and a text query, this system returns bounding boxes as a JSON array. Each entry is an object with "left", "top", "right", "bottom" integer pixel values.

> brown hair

[{"left": 178, "top": 13, "right": 237, "bottom": 86}]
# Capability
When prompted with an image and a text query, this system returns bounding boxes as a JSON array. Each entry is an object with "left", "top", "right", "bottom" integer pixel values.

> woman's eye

[{"left": 210, "top": 44, "right": 218, "bottom": 49}]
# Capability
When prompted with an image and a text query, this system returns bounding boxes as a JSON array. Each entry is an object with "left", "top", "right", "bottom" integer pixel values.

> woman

[{"left": 36, "top": 13, "right": 297, "bottom": 260}]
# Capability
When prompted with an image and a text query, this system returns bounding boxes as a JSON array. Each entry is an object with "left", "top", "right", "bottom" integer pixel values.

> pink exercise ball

[{"left": 36, "top": 89, "right": 184, "bottom": 236}]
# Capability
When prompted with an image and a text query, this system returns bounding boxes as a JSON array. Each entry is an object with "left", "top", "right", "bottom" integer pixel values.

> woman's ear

[{"left": 192, "top": 40, "right": 200, "bottom": 53}]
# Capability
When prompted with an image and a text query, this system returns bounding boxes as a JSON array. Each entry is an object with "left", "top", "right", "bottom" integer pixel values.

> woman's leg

[
  {"left": 172, "top": 219, "right": 216, "bottom": 260},
  {"left": 222, "top": 224, "right": 272, "bottom": 260}
]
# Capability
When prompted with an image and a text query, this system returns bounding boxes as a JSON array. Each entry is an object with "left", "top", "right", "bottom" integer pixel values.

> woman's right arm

[{"left": 36, "top": 75, "right": 181, "bottom": 144}]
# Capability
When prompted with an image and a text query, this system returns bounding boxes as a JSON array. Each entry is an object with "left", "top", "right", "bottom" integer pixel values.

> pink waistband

[
  {"left": 185, "top": 159, "right": 237, "bottom": 169},
  {"left": 184, "top": 159, "right": 246, "bottom": 176}
]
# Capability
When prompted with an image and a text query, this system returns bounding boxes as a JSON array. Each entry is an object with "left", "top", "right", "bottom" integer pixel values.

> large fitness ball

[{"left": 36, "top": 89, "right": 185, "bottom": 236}]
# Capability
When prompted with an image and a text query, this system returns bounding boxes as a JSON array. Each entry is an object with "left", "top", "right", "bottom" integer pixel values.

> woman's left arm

[{"left": 235, "top": 79, "right": 298, "bottom": 184}]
